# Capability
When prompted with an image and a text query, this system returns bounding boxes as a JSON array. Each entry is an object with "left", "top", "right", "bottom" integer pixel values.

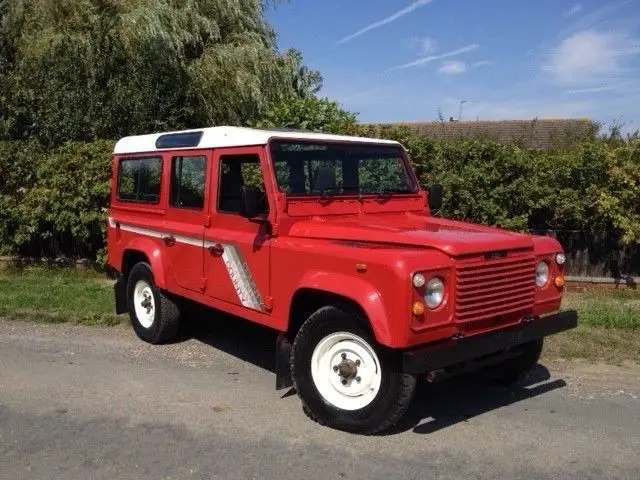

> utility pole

[{"left": 458, "top": 99, "right": 467, "bottom": 121}]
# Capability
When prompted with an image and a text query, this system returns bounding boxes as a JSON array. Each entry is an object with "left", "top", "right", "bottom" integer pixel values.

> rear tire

[
  {"left": 291, "top": 305, "right": 416, "bottom": 434},
  {"left": 126, "top": 262, "right": 180, "bottom": 344}
]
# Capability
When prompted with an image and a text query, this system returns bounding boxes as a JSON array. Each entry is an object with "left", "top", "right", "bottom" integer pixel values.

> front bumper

[{"left": 402, "top": 310, "right": 578, "bottom": 374}]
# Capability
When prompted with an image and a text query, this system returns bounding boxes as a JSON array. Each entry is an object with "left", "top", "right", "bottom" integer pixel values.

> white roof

[{"left": 113, "top": 126, "right": 400, "bottom": 155}]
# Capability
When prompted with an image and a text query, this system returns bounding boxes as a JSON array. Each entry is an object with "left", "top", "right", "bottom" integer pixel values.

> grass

[
  {"left": 0, "top": 267, "right": 638, "bottom": 363},
  {"left": 0, "top": 266, "right": 121, "bottom": 326},
  {"left": 562, "top": 289, "right": 640, "bottom": 330}
]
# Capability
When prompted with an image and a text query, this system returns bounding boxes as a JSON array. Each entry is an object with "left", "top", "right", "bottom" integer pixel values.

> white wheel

[
  {"left": 133, "top": 280, "right": 155, "bottom": 328},
  {"left": 310, "top": 332, "right": 382, "bottom": 411}
]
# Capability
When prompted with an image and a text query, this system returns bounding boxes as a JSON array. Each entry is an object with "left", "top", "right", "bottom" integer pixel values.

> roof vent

[{"left": 155, "top": 131, "right": 203, "bottom": 149}]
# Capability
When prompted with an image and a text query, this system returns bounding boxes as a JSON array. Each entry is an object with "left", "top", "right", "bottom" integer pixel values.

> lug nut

[
  {"left": 355, "top": 360, "right": 360, "bottom": 366},
  {"left": 341, "top": 379, "right": 347, "bottom": 385},
  {"left": 333, "top": 365, "right": 339, "bottom": 372},
  {"left": 341, "top": 353, "right": 347, "bottom": 360},
  {"left": 356, "top": 376, "right": 361, "bottom": 383}
]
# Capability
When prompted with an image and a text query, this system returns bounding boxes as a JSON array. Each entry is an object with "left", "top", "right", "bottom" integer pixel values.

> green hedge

[
  {"left": 0, "top": 140, "right": 113, "bottom": 258},
  {"left": 1, "top": 133, "right": 639, "bottom": 263}
]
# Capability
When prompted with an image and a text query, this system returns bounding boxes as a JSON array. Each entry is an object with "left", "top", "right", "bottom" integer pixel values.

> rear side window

[
  {"left": 117, "top": 157, "right": 162, "bottom": 203},
  {"left": 170, "top": 156, "right": 207, "bottom": 209}
]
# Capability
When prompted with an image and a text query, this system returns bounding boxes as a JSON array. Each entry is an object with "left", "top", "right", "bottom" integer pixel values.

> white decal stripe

[
  {"left": 119, "top": 223, "right": 164, "bottom": 239},
  {"left": 219, "top": 245, "right": 264, "bottom": 311},
  {"left": 112, "top": 220, "right": 265, "bottom": 312}
]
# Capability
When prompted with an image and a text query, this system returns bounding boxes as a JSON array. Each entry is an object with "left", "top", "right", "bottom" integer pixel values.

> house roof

[
  {"left": 113, "top": 126, "right": 400, "bottom": 155},
  {"left": 367, "top": 118, "right": 596, "bottom": 149}
]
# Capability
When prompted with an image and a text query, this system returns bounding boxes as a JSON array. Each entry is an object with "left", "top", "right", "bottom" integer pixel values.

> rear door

[
  {"left": 162, "top": 150, "right": 211, "bottom": 292},
  {"left": 203, "top": 147, "right": 271, "bottom": 312}
]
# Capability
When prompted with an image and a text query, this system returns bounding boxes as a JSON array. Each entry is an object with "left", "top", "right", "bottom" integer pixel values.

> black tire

[
  {"left": 126, "top": 262, "right": 180, "bottom": 344},
  {"left": 291, "top": 305, "right": 416, "bottom": 434},
  {"left": 491, "top": 339, "right": 544, "bottom": 385}
]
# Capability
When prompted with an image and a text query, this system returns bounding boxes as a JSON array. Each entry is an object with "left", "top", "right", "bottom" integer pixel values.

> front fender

[
  {"left": 297, "top": 271, "right": 394, "bottom": 346},
  {"left": 122, "top": 236, "right": 168, "bottom": 289}
]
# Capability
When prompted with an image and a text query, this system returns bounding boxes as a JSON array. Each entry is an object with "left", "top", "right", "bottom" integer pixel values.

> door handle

[
  {"left": 162, "top": 235, "right": 176, "bottom": 246},
  {"left": 207, "top": 243, "right": 224, "bottom": 256}
]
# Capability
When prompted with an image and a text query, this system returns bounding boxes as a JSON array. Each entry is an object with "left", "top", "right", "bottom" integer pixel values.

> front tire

[
  {"left": 491, "top": 339, "right": 544, "bottom": 385},
  {"left": 126, "top": 262, "right": 180, "bottom": 344},
  {"left": 291, "top": 306, "right": 416, "bottom": 434}
]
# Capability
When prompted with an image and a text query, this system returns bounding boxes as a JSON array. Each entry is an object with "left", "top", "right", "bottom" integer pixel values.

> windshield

[{"left": 269, "top": 140, "right": 417, "bottom": 196}]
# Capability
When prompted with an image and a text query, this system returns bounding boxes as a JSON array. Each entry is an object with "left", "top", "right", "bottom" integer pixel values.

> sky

[{"left": 268, "top": 0, "right": 640, "bottom": 132}]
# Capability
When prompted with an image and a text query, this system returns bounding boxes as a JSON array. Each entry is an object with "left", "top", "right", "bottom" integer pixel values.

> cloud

[
  {"left": 563, "top": 3, "right": 583, "bottom": 17},
  {"left": 564, "top": 86, "right": 616, "bottom": 94},
  {"left": 473, "top": 60, "right": 495, "bottom": 67},
  {"left": 392, "top": 44, "right": 479, "bottom": 70},
  {"left": 543, "top": 30, "right": 640, "bottom": 85},
  {"left": 420, "top": 37, "right": 437, "bottom": 55},
  {"left": 438, "top": 60, "right": 467, "bottom": 74},
  {"left": 338, "top": 0, "right": 435, "bottom": 43}
]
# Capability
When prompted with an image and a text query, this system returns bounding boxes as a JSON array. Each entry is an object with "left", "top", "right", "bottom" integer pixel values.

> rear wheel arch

[{"left": 120, "top": 243, "right": 167, "bottom": 288}]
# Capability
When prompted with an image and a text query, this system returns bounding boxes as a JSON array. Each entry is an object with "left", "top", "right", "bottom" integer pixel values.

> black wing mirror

[
  {"left": 427, "top": 183, "right": 443, "bottom": 212},
  {"left": 239, "top": 186, "right": 261, "bottom": 219}
]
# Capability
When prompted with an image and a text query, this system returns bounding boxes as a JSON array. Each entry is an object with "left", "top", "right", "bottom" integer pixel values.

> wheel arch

[
  {"left": 287, "top": 272, "right": 394, "bottom": 347},
  {"left": 120, "top": 238, "right": 167, "bottom": 289}
]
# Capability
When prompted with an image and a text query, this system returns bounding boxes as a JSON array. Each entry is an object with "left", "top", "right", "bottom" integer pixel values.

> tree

[
  {"left": 251, "top": 97, "right": 357, "bottom": 134},
  {"left": 0, "top": 0, "right": 322, "bottom": 145}
]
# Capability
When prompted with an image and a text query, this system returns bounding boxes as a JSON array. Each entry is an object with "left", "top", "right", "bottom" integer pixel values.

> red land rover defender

[{"left": 108, "top": 127, "right": 577, "bottom": 433}]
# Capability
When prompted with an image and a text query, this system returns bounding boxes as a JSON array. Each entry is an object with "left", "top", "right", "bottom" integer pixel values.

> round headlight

[
  {"left": 556, "top": 253, "right": 566, "bottom": 265},
  {"left": 425, "top": 277, "right": 445, "bottom": 309},
  {"left": 412, "top": 273, "right": 426, "bottom": 288},
  {"left": 536, "top": 261, "right": 550, "bottom": 287}
]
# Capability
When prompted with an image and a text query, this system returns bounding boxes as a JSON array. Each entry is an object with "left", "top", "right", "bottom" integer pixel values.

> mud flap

[
  {"left": 275, "top": 333, "right": 293, "bottom": 390},
  {"left": 114, "top": 275, "right": 128, "bottom": 314}
]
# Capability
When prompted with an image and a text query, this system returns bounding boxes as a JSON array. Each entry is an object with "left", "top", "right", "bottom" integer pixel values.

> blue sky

[{"left": 268, "top": 0, "right": 640, "bottom": 132}]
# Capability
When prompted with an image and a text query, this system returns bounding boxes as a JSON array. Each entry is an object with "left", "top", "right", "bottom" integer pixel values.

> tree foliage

[
  {"left": 0, "top": 0, "right": 321, "bottom": 145},
  {"left": 251, "top": 97, "right": 357, "bottom": 134}
]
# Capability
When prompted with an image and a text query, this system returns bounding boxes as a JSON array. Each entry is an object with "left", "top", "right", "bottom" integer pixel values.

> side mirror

[
  {"left": 239, "top": 186, "right": 262, "bottom": 219},
  {"left": 427, "top": 183, "right": 443, "bottom": 212}
]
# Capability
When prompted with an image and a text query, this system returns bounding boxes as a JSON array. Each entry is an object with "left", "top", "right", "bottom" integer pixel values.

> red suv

[{"left": 108, "top": 126, "right": 577, "bottom": 433}]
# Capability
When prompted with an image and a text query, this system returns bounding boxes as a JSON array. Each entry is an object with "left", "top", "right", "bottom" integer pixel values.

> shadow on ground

[{"left": 177, "top": 305, "right": 567, "bottom": 435}]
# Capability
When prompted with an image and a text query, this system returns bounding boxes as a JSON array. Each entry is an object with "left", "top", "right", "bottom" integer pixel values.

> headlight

[
  {"left": 556, "top": 253, "right": 566, "bottom": 265},
  {"left": 412, "top": 273, "right": 426, "bottom": 288},
  {"left": 425, "top": 277, "right": 445, "bottom": 309},
  {"left": 536, "top": 261, "right": 550, "bottom": 287}
]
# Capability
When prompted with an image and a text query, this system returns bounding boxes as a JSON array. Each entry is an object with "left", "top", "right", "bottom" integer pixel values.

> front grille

[{"left": 455, "top": 255, "right": 536, "bottom": 323}]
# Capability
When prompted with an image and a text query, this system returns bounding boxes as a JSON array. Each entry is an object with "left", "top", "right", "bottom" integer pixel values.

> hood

[{"left": 288, "top": 213, "right": 533, "bottom": 257}]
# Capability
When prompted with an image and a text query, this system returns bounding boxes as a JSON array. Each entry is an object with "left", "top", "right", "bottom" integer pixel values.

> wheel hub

[{"left": 336, "top": 358, "right": 358, "bottom": 380}]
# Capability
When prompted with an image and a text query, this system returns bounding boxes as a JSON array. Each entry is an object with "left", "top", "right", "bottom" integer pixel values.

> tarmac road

[{"left": 0, "top": 318, "right": 638, "bottom": 480}]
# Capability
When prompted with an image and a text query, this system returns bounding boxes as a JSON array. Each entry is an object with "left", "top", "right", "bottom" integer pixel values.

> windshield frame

[{"left": 266, "top": 138, "right": 420, "bottom": 198}]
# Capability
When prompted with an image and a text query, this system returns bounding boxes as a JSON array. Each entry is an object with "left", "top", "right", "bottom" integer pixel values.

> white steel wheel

[
  {"left": 310, "top": 332, "right": 382, "bottom": 411},
  {"left": 133, "top": 280, "right": 155, "bottom": 328}
]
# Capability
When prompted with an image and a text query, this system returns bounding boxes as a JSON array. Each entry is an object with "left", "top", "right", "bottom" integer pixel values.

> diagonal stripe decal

[{"left": 110, "top": 217, "right": 265, "bottom": 312}]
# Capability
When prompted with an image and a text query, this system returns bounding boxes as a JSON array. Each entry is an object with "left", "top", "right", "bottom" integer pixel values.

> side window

[
  {"left": 170, "top": 156, "right": 206, "bottom": 209},
  {"left": 217, "top": 154, "right": 268, "bottom": 215},
  {"left": 117, "top": 157, "right": 162, "bottom": 203}
]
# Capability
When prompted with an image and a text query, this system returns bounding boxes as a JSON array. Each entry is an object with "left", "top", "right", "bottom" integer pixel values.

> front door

[
  {"left": 204, "top": 147, "right": 271, "bottom": 312},
  {"left": 163, "top": 150, "right": 211, "bottom": 292}
]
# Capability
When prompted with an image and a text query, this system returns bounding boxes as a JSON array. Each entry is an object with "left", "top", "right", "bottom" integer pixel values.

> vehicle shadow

[
  {"left": 178, "top": 306, "right": 279, "bottom": 373},
  {"left": 177, "top": 306, "right": 567, "bottom": 435},
  {"left": 390, "top": 365, "right": 567, "bottom": 435}
]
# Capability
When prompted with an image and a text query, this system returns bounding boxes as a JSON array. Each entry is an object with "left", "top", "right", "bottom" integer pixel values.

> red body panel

[{"left": 107, "top": 140, "right": 566, "bottom": 350}]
